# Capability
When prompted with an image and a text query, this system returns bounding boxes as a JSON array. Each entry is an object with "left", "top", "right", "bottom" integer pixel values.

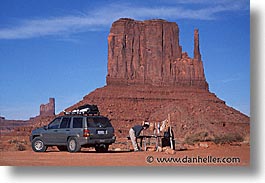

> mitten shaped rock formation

[
  {"left": 65, "top": 18, "right": 249, "bottom": 140},
  {"left": 107, "top": 18, "right": 208, "bottom": 90}
]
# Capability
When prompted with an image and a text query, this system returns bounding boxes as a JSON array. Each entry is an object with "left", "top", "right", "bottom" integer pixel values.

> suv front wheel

[
  {"left": 67, "top": 137, "right": 81, "bottom": 153},
  {"left": 32, "top": 138, "right": 47, "bottom": 152}
]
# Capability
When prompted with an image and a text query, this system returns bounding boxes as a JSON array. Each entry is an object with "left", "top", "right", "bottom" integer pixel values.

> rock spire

[{"left": 194, "top": 29, "right": 201, "bottom": 61}]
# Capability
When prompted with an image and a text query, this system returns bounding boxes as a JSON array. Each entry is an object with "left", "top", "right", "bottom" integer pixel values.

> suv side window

[
  {"left": 48, "top": 117, "right": 61, "bottom": 129},
  {"left": 60, "top": 117, "right": 71, "bottom": 128},
  {"left": 73, "top": 117, "right": 83, "bottom": 128}
]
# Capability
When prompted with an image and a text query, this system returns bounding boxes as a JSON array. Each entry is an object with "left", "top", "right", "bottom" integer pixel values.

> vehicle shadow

[
  {"left": 81, "top": 150, "right": 131, "bottom": 154},
  {"left": 44, "top": 149, "right": 133, "bottom": 154}
]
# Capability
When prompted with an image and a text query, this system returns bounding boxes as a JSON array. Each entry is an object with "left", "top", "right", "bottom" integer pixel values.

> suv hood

[{"left": 32, "top": 126, "right": 46, "bottom": 134}]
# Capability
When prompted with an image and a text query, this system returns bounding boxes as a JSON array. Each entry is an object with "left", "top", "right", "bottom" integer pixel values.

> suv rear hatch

[{"left": 87, "top": 116, "right": 114, "bottom": 139}]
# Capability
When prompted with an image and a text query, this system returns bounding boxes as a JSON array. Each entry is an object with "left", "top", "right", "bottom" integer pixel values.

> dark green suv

[{"left": 30, "top": 115, "right": 116, "bottom": 153}]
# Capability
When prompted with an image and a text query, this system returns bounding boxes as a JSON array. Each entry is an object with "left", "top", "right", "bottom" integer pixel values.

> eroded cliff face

[{"left": 107, "top": 18, "right": 208, "bottom": 90}]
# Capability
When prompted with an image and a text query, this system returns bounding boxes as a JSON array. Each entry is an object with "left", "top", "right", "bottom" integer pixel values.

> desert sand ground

[{"left": 0, "top": 144, "right": 249, "bottom": 166}]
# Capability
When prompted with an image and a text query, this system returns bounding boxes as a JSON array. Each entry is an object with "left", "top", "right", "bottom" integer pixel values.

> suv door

[
  {"left": 42, "top": 117, "right": 62, "bottom": 144},
  {"left": 57, "top": 117, "right": 71, "bottom": 144},
  {"left": 71, "top": 117, "right": 84, "bottom": 138}
]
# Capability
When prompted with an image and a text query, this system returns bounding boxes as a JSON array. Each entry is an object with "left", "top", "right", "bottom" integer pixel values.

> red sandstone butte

[
  {"left": 40, "top": 98, "right": 55, "bottom": 116},
  {"left": 66, "top": 18, "right": 249, "bottom": 139},
  {"left": 107, "top": 18, "right": 208, "bottom": 89}
]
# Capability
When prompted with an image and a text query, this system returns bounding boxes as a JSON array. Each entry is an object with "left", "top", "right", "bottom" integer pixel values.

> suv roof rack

[{"left": 63, "top": 104, "right": 100, "bottom": 116}]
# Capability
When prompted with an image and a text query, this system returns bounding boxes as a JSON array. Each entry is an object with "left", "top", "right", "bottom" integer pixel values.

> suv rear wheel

[
  {"left": 32, "top": 138, "right": 47, "bottom": 152},
  {"left": 67, "top": 137, "right": 81, "bottom": 153}
]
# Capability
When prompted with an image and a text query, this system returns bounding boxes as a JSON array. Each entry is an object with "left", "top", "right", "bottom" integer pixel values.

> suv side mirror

[{"left": 44, "top": 126, "right": 48, "bottom": 130}]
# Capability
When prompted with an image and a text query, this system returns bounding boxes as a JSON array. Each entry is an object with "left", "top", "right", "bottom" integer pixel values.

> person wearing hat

[{"left": 129, "top": 123, "right": 149, "bottom": 152}]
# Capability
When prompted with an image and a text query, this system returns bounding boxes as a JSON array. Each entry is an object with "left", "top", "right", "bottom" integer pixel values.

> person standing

[{"left": 129, "top": 123, "right": 149, "bottom": 152}]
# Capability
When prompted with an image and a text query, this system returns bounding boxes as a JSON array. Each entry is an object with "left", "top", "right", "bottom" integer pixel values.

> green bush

[
  {"left": 213, "top": 133, "right": 244, "bottom": 144},
  {"left": 184, "top": 131, "right": 209, "bottom": 145},
  {"left": 184, "top": 131, "right": 244, "bottom": 145}
]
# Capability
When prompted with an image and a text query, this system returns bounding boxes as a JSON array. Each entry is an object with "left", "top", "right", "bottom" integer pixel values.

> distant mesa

[
  {"left": 0, "top": 98, "right": 55, "bottom": 131},
  {"left": 40, "top": 98, "right": 55, "bottom": 117}
]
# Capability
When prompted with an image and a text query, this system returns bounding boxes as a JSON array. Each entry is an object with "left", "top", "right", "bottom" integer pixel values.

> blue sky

[{"left": 0, "top": 0, "right": 250, "bottom": 120}]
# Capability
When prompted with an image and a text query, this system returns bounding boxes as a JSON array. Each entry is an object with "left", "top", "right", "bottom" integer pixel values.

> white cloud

[
  {"left": 221, "top": 73, "right": 242, "bottom": 83},
  {"left": 0, "top": 15, "right": 107, "bottom": 39},
  {"left": 0, "top": 1, "right": 248, "bottom": 40}
]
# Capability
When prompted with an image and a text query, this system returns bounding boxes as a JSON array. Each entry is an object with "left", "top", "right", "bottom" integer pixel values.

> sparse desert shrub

[
  {"left": 8, "top": 139, "right": 27, "bottom": 145},
  {"left": 184, "top": 131, "right": 209, "bottom": 145},
  {"left": 8, "top": 139, "right": 18, "bottom": 144},
  {"left": 8, "top": 138, "right": 28, "bottom": 151},
  {"left": 213, "top": 133, "right": 244, "bottom": 144},
  {"left": 16, "top": 143, "right": 26, "bottom": 151}
]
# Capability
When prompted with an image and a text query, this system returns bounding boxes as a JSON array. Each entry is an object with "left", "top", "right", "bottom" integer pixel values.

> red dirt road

[{"left": 0, "top": 144, "right": 249, "bottom": 166}]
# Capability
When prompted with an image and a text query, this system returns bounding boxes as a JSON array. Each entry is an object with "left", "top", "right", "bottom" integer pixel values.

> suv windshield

[
  {"left": 87, "top": 117, "right": 112, "bottom": 128},
  {"left": 48, "top": 117, "right": 61, "bottom": 129}
]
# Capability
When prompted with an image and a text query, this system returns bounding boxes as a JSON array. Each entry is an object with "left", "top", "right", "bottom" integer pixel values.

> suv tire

[
  {"left": 67, "top": 137, "right": 81, "bottom": 153},
  {"left": 32, "top": 138, "right": 47, "bottom": 152}
]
